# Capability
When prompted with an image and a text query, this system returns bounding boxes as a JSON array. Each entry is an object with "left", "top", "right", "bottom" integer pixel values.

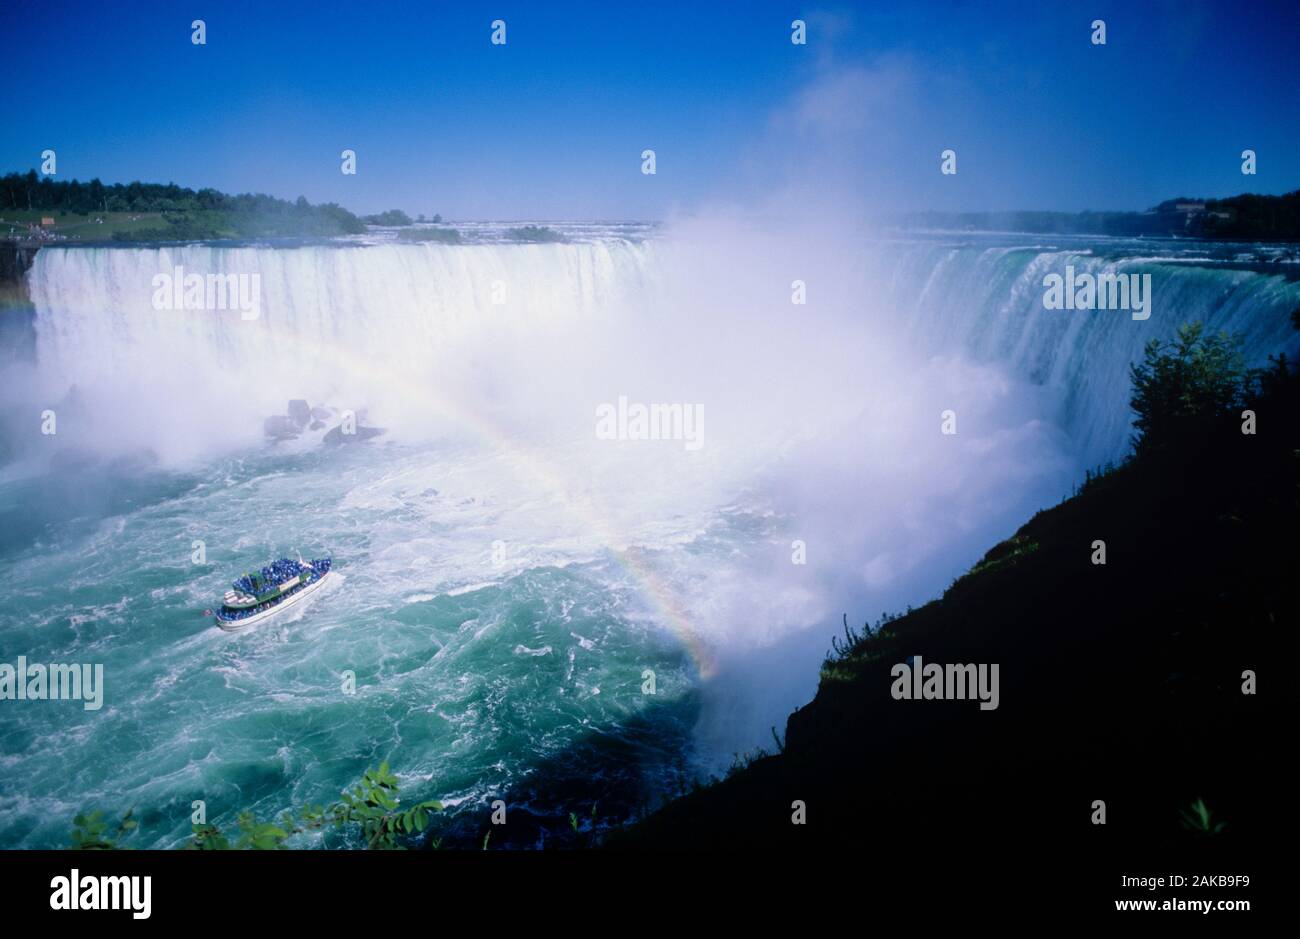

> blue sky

[{"left": 2, "top": 0, "right": 1297, "bottom": 218}]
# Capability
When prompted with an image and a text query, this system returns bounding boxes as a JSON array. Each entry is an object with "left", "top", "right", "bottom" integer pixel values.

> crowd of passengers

[
  {"left": 218, "top": 558, "right": 331, "bottom": 622},
  {"left": 232, "top": 557, "right": 331, "bottom": 596}
]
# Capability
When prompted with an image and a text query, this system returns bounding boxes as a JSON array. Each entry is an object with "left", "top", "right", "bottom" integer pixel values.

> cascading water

[
  {"left": 24, "top": 234, "right": 1296, "bottom": 467},
  {"left": 2, "top": 228, "right": 1296, "bottom": 848},
  {"left": 25, "top": 240, "right": 659, "bottom": 460},
  {"left": 867, "top": 235, "right": 1299, "bottom": 465}
]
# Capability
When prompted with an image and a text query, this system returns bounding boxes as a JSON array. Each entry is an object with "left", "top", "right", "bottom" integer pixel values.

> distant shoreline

[
  {"left": 893, "top": 191, "right": 1300, "bottom": 242},
  {"left": 5, "top": 170, "right": 1298, "bottom": 246}
]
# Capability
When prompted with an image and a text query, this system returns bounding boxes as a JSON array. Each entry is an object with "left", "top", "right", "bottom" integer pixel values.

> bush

[
  {"left": 363, "top": 209, "right": 413, "bottom": 226},
  {"left": 1128, "top": 322, "right": 1250, "bottom": 453},
  {"left": 398, "top": 226, "right": 462, "bottom": 244},
  {"left": 507, "top": 225, "right": 566, "bottom": 243}
]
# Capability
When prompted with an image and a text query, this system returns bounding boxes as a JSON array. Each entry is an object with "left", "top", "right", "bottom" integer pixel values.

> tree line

[{"left": 0, "top": 170, "right": 367, "bottom": 239}]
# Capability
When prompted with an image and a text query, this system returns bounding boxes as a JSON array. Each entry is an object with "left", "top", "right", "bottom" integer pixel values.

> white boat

[{"left": 215, "top": 557, "right": 332, "bottom": 631}]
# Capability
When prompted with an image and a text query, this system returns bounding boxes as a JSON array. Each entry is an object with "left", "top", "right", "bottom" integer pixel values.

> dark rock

[
  {"left": 310, "top": 405, "right": 333, "bottom": 421},
  {"left": 323, "top": 424, "right": 385, "bottom": 446},
  {"left": 264, "top": 415, "right": 299, "bottom": 440},
  {"left": 0, "top": 242, "right": 40, "bottom": 286},
  {"left": 288, "top": 399, "right": 311, "bottom": 428}
]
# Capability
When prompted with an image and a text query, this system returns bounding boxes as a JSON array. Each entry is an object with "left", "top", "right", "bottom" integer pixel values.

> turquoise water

[
  {"left": 0, "top": 440, "right": 708, "bottom": 848},
  {"left": 2, "top": 228, "right": 1296, "bottom": 848}
]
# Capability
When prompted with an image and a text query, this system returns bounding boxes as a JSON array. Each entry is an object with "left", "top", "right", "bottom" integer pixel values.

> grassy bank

[
  {"left": 1, "top": 209, "right": 171, "bottom": 242},
  {"left": 1, "top": 172, "right": 366, "bottom": 242}
]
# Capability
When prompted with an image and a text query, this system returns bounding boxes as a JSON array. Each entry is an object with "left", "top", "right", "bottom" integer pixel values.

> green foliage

[
  {"left": 965, "top": 535, "right": 1040, "bottom": 578},
  {"left": 70, "top": 811, "right": 111, "bottom": 849},
  {"left": 187, "top": 823, "right": 230, "bottom": 850},
  {"left": 235, "top": 811, "right": 291, "bottom": 850},
  {"left": 0, "top": 171, "right": 366, "bottom": 240},
  {"left": 830, "top": 612, "right": 869, "bottom": 659},
  {"left": 1194, "top": 190, "right": 1300, "bottom": 241},
  {"left": 72, "top": 763, "right": 442, "bottom": 851},
  {"left": 398, "top": 226, "right": 462, "bottom": 244},
  {"left": 362, "top": 209, "right": 414, "bottom": 226},
  {"left": 1179, "top": 797, "right": 1226, "bottom": 836},
  {"left": 334, "top": 761, "right": 443, "bottom": 850},
  {"left": 1129, "top": 322, "right": 1250, "bottom": 453},
  {"left": 824, "top": 610, "right": 905, "bottom": 668},
  {"left": 70, "top": 808, "right": 136, "bottom": 850},
  {"left": 566, "top": 803, "right": 600, "bottom": 847},
  {"left": 506, "top": 225, "right": 566, "bottom": 243}
]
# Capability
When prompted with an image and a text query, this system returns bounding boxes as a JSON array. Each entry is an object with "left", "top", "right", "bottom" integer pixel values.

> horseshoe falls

[
  {"left": 870, "top": 235, "right": 1300, "bottom": 466},
  {"left": 2, "top": 226, "right": 1296, "bottom": 848}
]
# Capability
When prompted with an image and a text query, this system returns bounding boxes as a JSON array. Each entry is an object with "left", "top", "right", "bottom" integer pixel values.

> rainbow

[{"left": 297, "top": 338, "right": 717, "bottom": 678}]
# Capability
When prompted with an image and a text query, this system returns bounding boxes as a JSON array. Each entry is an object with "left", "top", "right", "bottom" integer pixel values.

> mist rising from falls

[
  {"left": 26, "top": 235, "right": 1297, "bottom": 469},
  {"left": 870, "top": 239, "right": 1300, "bottom": 466},
  {"left": 26, "top": 241, "right": 659, "bottom": 461},
  {"left": 15, "top": 230, "right": 1300, "bottom": 774}
]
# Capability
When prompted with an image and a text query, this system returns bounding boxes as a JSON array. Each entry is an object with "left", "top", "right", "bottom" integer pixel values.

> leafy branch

[
  {"left": 71, "top": 808, "right": 137, "bottom": 849},
  {"left": 72, "top": 763, "right": 443, "bottom": 851}
]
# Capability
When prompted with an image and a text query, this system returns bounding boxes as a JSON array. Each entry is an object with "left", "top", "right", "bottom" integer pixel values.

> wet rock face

[
  {"left": 0, "top": 242, "right": 40, "bottom": 286},
  {"left": 264, "top": 400, "right": 381, "bottom": 445},
  {"left": 288, "top": 399, "right": 311, "bottom": 428},
  {"left": 264, "top": 414, "right": 299, "bottom": 440},
  {"left": 266, "top": 399, "right": 325, "bottom": 439}
]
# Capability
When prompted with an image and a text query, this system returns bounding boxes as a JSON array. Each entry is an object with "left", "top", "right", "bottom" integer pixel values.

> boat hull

[{"left": 216, "top": 570, "right": 331, "bottom": 631}]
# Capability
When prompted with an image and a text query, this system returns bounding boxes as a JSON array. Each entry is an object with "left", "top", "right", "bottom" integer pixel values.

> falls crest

[
  {"left": 24, "top": 237, "right": 1300, "bottom": 465},
  {"left": 869, "top": 242, "right": 1299, "bottom": 464}
]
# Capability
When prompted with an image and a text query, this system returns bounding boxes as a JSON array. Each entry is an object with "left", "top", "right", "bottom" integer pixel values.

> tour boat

[{"left": 214, "top": 557, "right": 332, "bottom": 631}]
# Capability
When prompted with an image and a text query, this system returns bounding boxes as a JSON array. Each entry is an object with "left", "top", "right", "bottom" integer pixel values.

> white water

[
  {"left": 3, "top": 229, "right": 1296, "bottom": 845},
  {"left": 866, "top": 236, "right": 1300, "bottom": 466},
  {"left": 27, "top": 240, "right": 659, "bottom": 461},
  {"left": 27, "top": 232, "right": 1295, "bottom": 468}
]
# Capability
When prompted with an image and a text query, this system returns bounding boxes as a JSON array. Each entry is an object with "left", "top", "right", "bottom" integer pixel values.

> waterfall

[
  {"left": 24, "top": 240, "right": 658, "bottom": 459},
  {"left": 23, "top": 235, "right": 1300, "bottom": 467},
  {"left": 6, "top": 233, "right": 1297, "bottom": 846},
  {"left": 866, "top": 240, "right": 1300, "bottom": 465}
]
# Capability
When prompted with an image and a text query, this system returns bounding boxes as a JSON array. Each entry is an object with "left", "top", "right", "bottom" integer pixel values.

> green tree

[{"left": 1129, "top": 322, "right": 1249, "bottom": 453}]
